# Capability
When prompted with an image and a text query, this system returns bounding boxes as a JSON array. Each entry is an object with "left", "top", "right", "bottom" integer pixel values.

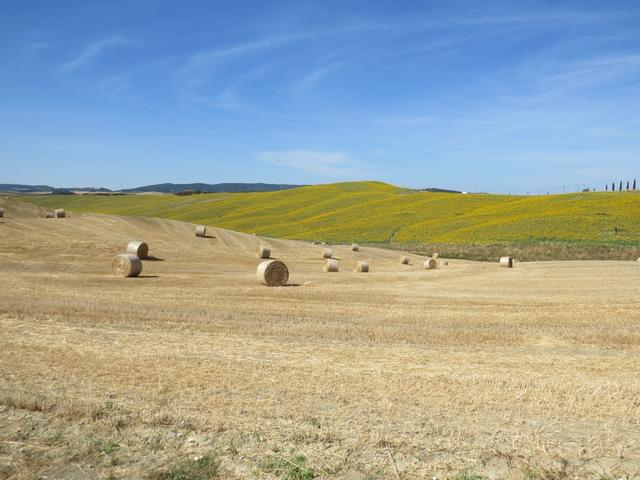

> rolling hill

[{"left": 19, "top": 181, "right": 640, "bottom": 249}]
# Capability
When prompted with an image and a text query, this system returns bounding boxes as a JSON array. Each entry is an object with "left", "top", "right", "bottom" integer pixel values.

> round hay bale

[
  {"left": 400, "top": 256, "right": 410, "bottom": 265},
  {"left": 111, "top": 253, "right": 142, "bottom": 278},
  {"left": 45, "top": 211, "right": 54, "bottom": 218},
  {"left": 354, "top": 261, "right": 369, "bottom": 273},
  {"left": 324, "top": 259, "right": 339, "bottom": 272},
  {"left": 256, "top": 260, "right": 289, "bottom": 286},
  {"left": 195, "top": 225, "right": 207, "bottom": 237},
  {"left": 500, "top": 256, "right": 514, "bottom": 268},
  {"left": 126, "top": 241, "right": 149, "bottom": 259},
  {"left": 322, "top": 248, "right": 333, "bottom": 259},
  {"left": 351, "top": 244, "right": 360, "bottom": 251},
  {"left": 312, "top": 240, "right": 321, "bottom": 245},
  {"left": 432, "top": 252, "right": 439, "bottom": 259},
  {"left": 54, "top": 208, "right": 65, "bottom": 218},
  {"left": 424, "top": 258, "right": 438, "bottom": 269},
  {"left": 0, "top": 207, "right": 4, "bottom": 218},
  {"left": 442, "top": 261, "right": 449, "bottom": 266},
  {"left": 257, "top": 245, "right": 271, "bottom": 259}
]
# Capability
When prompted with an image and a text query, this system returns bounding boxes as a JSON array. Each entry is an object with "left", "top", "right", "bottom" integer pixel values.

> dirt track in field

[{"left": 1, "top": 197, "right": 639, "bottom": 479}]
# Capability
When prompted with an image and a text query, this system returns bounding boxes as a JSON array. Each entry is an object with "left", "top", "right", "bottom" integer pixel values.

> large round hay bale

[
  {"left": 442, "top": 261, "right": 449, "bottom": 266},
  {"left": 111, "top": 253, "right": 142, "bottom": 278},
  {"left": 126, "top": 241, "right": 149, "bottom": 259},
  {"left": 257, "top": 245, "right": 271, "bottom": 259},
  {"left": 324, "top": 259, "right": 339, "bottom": 272},
  {"left": 54, "top": 208, "right": 65, "bottom": 218},
  {"left": 312, "top": 240, "right": 321, "bottom": 245},
  {"left": 45, "top": 211, "right": 54, "bottom": 218},
  {"left": 354, "top": 261, "right": 369, "bottom": 273},
  {"left": 0, "top": 207, "right": 4, "bottom": 218},
  {"left": 351, "top": 244, "right": 360, "bottom": 251},
  {"left": 400, "top": 256, "right": 410, "bottom": 265},
  {"left": 322, "top": 248, "right": 333, "bottom": 259},
  {"left": 424, "top": 258, "right": 438, "bottom": 269},
  {"left": 195, "top": 225, "right": 207, "bottom": 237},
  {"left": 256, "top": 260, "right": 289, "bottom": 286},
  {"left": 500, "top": 256, "right": 514, "bottom": 268}
]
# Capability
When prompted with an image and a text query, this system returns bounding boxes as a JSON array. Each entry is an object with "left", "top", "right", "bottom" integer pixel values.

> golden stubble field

[{"left": 1, "top": 197, "right": 639, "bottom": 480}]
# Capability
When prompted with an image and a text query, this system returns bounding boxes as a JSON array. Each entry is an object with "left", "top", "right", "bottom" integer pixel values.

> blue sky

[{"left": 1, "top": 0, "right": 640, "bottom": 193}]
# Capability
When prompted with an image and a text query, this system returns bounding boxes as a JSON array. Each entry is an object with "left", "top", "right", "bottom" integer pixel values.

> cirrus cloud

[{"left": 61, "top": 35, "right": 132, "bottom": 71}]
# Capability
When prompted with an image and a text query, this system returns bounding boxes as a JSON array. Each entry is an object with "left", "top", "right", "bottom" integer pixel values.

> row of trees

[{"left": 605, "top": 179, "right": 637, "bottom": 192}]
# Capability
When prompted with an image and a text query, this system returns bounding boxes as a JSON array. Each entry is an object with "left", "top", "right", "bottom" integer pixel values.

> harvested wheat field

[{"left": 1, "top": 197, "right": 640, "bottom": 480}]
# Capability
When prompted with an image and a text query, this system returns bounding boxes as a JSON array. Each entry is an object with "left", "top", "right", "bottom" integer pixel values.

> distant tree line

[{"left": 604, "top": 179, "right": 637, "bottom": 192}]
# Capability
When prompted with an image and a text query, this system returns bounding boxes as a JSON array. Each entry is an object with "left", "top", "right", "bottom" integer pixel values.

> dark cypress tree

[
  {"left": 606, "top": 184, "right": 608, "bottom": 191},
  {"left": 620, "top": 180, "right": 623, "bottom": 191},
  {"left": 627, "top": 181, "right": 630, "bottom": 190},
  {"left": 612, "top": 182, "right": 615, "bottom": 191},
  {"left": 634, "top": 179, "right": 637, "bottom": 190}
]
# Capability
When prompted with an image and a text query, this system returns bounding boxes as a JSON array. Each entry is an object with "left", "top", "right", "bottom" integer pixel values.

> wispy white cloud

[
  {"left": 447, "top": 12, "right": 619, "bottom": 27},
  {"left": 535, "top": 53, "right": 640, "bottom": 89},
  {"left": 213, "top": 85, "right": 243, "bottom": 110},
  {"left": 257, "top": 149, "right": 366, "bottom": 177},
  {"left": 329, "top": 11, "right": 628, "bottom": 38},
  {"left": 182, "top": 35, "right": 307, "bottom": 86},
  {"left": 293, "top": 62, "right": 343, "bottom": 95},
  {"left": 17, "top": 40, "right": 51, "bottom": 58},
  {"left": 185, "top": 63, "right": 277, "bottom": 111},
  {"left": 61, "top": 35, "right": 132, "bottom": 71},
  {"left": 178, "top": 10, "right": 626, "bottom": 90},
  {"left": 95, "top": 74, "right": 129, "bottom": 96}
]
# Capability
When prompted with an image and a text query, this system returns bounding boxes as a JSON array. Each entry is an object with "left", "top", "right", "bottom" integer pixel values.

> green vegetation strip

[{"left": 21, "top": 181, "right": 640, "bottom": 248}]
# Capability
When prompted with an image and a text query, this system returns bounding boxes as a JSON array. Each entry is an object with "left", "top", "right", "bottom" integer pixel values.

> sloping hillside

[{"left": 19, "top": 181, "right": 640, "bottom": 246}]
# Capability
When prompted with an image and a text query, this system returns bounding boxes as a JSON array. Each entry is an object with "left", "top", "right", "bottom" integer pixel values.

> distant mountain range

[
  {"left": 0, "top": 184, "right": 112, "bottom": 194},
  {"left": 0, "top": 183, "right": 303, "bottom": 194},
  {"left": 120, "top": 183, "right": 303, "bottom": 194},
  {"left": 0, "top": 182, "right": 462, "bottom": 195}
]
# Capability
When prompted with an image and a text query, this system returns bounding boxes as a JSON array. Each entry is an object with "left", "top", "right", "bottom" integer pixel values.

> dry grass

[{"left": 1, "top": 197, "right": 640, "bottom": 479}]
